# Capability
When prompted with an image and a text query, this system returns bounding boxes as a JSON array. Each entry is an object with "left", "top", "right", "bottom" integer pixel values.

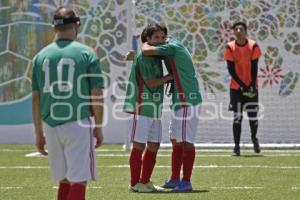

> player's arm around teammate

[
  {"left": 124, "top": 24, "right": 173, "bottom": 193},
  {"left": 141, "top": 27, "right": 203, "bottom": 192}
]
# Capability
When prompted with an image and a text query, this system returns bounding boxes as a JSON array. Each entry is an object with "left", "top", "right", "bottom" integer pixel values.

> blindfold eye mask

[{"left": 53, "top": 16, "right": 80, "bottom": 26}]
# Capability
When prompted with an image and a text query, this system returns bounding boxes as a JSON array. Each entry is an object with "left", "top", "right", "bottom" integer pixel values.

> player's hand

[
  {"left": 242, "top": 86, "right": 257, "bottom": 98},
  {"left": 166, "top": 74, "right": 174, "bottom": 82},
  {"left": 93, "top": 127, "right": 103, "bottom": 148},
  {"left": 35, "top": 132, "right": 48, "bottom": 156},
  {"left": 124, "top": 50, "right": 135, "bottom": 61}
]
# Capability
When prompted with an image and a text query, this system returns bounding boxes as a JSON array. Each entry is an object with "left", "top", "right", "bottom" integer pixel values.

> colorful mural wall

[{"left": 0, "top": 0, "right": 299, "bottom": 143}]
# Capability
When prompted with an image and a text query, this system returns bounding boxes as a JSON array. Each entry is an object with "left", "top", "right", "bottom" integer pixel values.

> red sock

[
  {"left": 182, "top": 146, "right": 196, "bottom": 182},
  {"left": 171, "top": 145, "right": 183, "bottom": 180},
  {"left": 67, "top": 184, "right": 86, "bottom": 200},
  {"left": 129, "top": 148, "right": 143, "bottom": 186},
  {"left": 140, "top": 150, "right": 157, "bottom": 184},
  {"left": 57, "top": 182, "right": 70, "bottom": 200}
]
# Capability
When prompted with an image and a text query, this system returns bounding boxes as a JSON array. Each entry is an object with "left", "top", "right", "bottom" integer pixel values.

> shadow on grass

[
  {"left": 240, "top": 154, "right": 264, "bottom": 158},
  {"left": 135, "top": 189, "right": 210, "bottom": 194}
]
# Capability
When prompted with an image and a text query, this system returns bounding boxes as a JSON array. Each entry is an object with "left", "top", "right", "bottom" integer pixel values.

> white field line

[
  {"left": 109, "top": 149, "right": 300, "bottom": 153},
  {"left": 0, "top": 187, "right": 23, "bottom": 190},
  {"left": 1, "top": 164, "right": 300, "bottom": 170},
  {"left": 53, "top": 186, "right": 102, "bottom": 189},
  {"left": 24, "top": 152, "right": 300, "bottom": 158},
  {"left": 96, "top": 153, "right": 300, "bottom": 157},
  {"left": 292, "top": 187, "right": 300, "bottom": 191},
  {"left": 1, "top": 185, "right": 298, "bottom": 191},
  {"left": 25, "top": 152, "right": 42, "bottom": 157},
  {"left": 0, "top": 166, "right": 49, "bottom": 169},
  {"left": 3, "top": 148, "right": 300, "bottom": 153},
  {"left": 107, "top": 165, "right": 300, "bottom": 169},
  {"left": 211, "top": 186, "right": 264, "bottom": 190}
]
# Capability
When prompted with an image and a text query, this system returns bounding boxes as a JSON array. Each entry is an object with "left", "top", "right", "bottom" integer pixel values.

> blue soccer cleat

[
  {"left": 160, "top": 178, "right": 180, "bottom": 189},
  {"left": 171, "top": 180, "right": 193, "bottom": 192}
]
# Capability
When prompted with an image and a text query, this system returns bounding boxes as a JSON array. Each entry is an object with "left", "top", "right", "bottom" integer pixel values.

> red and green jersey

[
  {"left": 154, "top": 38, "right": 202, "bottom": 110},
  {"left": 123, "top": 52, "right": 164, "bottom": 118},
  {"left": 32, "top": 39, "right": 104, "bottom": 126},
  {"left": 224, "top": 38, "right": 262, "bottom": 89}
]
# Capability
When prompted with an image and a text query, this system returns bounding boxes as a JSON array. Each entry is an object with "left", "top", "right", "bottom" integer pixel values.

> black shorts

[{"left": 229, "top": 89, "right": 259, "bottom": 112}]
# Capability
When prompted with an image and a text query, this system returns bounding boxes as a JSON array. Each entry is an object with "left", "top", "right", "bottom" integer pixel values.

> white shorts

[
  {"left": 169, "top": 105, "right": 201, "bottom": 144},
  {"left": 43, "top": 118, "right": 96, "bottom": 183},
  {"left": 128, "top": 115, "right": 162, "bottom": 143}
]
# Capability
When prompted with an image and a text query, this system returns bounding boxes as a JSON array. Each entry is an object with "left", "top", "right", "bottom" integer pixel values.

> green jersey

[
  {"left": 32, "top": 39, "right": 104, "bottom": 126},
  {"left": 123, "top": 52, "right": 164, "bottom": 118},
  {"left": 155, "top": 38, "right": 202, "bottom": 110}
]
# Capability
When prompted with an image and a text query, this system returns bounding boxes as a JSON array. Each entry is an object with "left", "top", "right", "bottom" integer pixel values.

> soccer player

[
  {"left": 223, "top": 21, "right": 262, "bottom": 156},
  {"left": 32, "top": 6, "right": 104, "bottom": 200},
  {"left": 142, "top": 26, "right": 202, "bottom": 192},
  {"left": 124, "top": 24, "right": 173, "bottom": 192}
]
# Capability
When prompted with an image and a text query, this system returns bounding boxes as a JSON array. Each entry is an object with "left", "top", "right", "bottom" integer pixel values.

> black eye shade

[{"left": 53, "top": 17, "right": 80, "bottom": 26}]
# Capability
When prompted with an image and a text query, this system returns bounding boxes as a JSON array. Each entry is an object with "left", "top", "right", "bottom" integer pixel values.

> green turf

[{"left": 0, "top": 145, "right": 299, "bottom": 200}]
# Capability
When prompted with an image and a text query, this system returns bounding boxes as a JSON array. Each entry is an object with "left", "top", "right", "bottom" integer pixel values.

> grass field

[{"left": 0, "top": 144, "right": 300, "bottom": 200}]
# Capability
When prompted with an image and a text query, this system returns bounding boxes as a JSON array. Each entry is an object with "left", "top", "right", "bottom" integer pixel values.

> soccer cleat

[
  {"left": 232, "top": 146, "right": 240, "bottom": 156},
  {"left": 129, "top": 183, "right": 140, "bottom": 192},
  {"left": 253, "top": 139, "right": 261, "bottom": 153},
  {"left": 160, "top": 178, "right": 180, "bottom": 189},
  {"left": 171, "top": 180, "right": 192, "bottom": 192},
  {"left": 129, "top": 183, "right": 156, "bottom": 193},
  {"left": 144, "top": 181, "right": 163, "bottom": 191}
]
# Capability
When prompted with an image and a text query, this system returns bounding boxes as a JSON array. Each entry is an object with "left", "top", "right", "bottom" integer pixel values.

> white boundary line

[
  {"left": 292, "top": 187, "right": 300, "bottom": 191},
  {"left": 161, "top": 143, "right": 300, "bottom": 148},
  {"left": 53, "top": 186, "right": 102, "bottom": 189},
  {"left": 1, "top": 185, "right": 298, "bottom": 191},
  {"left": 3, "top": 147, "right": 300, "bottom": 153},
  {"left": 3, "top": 165, "right": 300, "bottom": 169},
  {"left": 24, "top": 152, "right": 300, "bottom": 158},
  {"left": 0, "top": 187, "right": 23, "bottom": 190}
]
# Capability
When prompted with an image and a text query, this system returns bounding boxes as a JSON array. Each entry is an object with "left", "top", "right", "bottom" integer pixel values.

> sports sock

[
  {"left": 57, "top": 182, "right": 70, "bottom": 200},
  {"left": 182, "top": 146, "right": 195, "bottom": 182},
  {"left": 248, "top": 111, "right": 258, "bottom": 141},
  {"left": 67, "top": 183, "right": 86, "bottom": 200},
  {"left": 171, "top": 144, "right": 183, "bottom": 180},
  {"left": 129, "top": 147, "right": 143, "bottom": 186},
  {"left": 233, "top": 112, "right": 243, "bottom": 146},
  {"left": 140, "top": 150, "right": 157, "bottom": 184}
]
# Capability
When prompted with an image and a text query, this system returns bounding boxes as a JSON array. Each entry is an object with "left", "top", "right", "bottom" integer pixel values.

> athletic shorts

[
  {"left": 169, "top": 105, "right": 201, "bottom": 144},
  {"left": 128, "top": 114, "right": 162, "bottom": 143},
  {"left": 229, "top": 89, "right": 259, "bottom": 112},
  {"left": 43, "top": 118, "right": 96, "bottom": 183}
]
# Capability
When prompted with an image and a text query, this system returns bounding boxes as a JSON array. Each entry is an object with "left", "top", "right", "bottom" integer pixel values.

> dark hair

[
  {"left": 232, "top": 21, "right": 247, "bottom": 31},
  {"left": 53, "top": 5, "right": 80, "bottom": 30},
  {"left": 160, "top": 24, "right": 168, "bottom": 36},
  {"left": 140, "top": 28, "right": 147, "bottom": 43},
  {"left": 144, "top": 23, "right": 165, "bottom": 40}
]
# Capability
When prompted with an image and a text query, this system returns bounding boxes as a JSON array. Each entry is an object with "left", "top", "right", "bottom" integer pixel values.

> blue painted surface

[{"left": 0, "top": 96, "right": 32, "bottom": 125}]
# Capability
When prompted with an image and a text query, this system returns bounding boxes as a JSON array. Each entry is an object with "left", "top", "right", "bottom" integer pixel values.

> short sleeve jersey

[
  {"left": 154, "top": 38, "right": 202, "bottom": 110},
  {"left": 32, "top": 39, "right": 104, "bottom": 126},
  {"left": 224, "top": 39, "right": 262, "bottom": 89},
  {"left": 123, "top": 52, "right": 164, "bottom": 118}
]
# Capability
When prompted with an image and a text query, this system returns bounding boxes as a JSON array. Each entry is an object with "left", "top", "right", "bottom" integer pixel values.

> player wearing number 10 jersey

[{"left": 32, "top": 5, "right": 104, "bottom": 200}]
